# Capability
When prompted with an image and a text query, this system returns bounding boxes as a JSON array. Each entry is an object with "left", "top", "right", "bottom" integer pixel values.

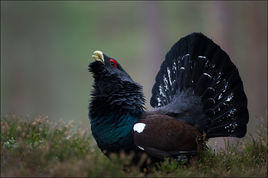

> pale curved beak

[{"left": 92, "top": 50, "right": 104, "bottom": 64}]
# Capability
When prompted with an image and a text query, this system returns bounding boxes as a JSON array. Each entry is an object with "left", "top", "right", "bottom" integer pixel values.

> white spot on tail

[
  {"left": 218, "top": 93, "right": 223, "bottom": 100},
  {"left": 133, "top": 123, "right": 146, "bottom": 133},
  {"left": 157, "top": 97, "right": 161, "bottom": 106},
  {"left": 167, "top": 67, "right": 172, "bottom": 85},
  {"left": 163, "top": 76, "right": 169, "bottom": 90},
  {"left": 159, "top": 86, "right": 165, "bottom": 97},
  {"left": 172, "top": 61, "right": 177, "bottom": 71},
  {"left": 183, "top": 54, "right": 190, "bottom": 58},
  {"left": 226, "top": 94, "right": 234, "bottom": 102},
  {"left": 198, "top": 56, "right": 206, "bottom": 59},
  {"left": 137, "top": 146, "right": 144, "bottom": 150},
  {"left": 203, "top": 73, "right": 212, "bottom": 78}
]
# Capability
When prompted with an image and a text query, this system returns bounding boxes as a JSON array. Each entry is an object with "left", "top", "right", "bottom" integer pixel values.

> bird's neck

[{"left": 89, "top": 79, "right": 145, "bottom": 151}]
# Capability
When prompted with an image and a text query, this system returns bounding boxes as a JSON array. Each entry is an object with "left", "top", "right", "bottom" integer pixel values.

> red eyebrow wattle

[{"left": 109, "top": 59, "right": 118, "bottom": 68}]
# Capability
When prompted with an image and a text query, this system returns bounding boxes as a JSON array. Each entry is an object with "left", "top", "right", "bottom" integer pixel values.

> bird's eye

[{"left": 109, "top": 59, "right": 118, "bottom": 68}]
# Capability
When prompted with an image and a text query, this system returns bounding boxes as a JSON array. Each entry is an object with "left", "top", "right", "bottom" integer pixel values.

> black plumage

[{"left": 88, "top": 33, "right": 249, "bottom": 162}]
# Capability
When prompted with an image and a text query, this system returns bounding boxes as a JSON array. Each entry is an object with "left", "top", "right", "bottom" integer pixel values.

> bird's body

[
  {"left": 88, "top": 33, "right": 249, "bottom": 162},
  {"left": 134, "top": 111, "right": 202, "bottom": 158}
]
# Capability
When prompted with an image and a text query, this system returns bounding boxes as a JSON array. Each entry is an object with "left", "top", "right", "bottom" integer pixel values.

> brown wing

[{"left": 133, "top": 111, "right": 202, "bottom": 159}]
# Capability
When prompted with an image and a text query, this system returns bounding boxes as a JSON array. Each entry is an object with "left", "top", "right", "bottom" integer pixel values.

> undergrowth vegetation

[{"left": 1, "top": 115, "right": 267, "bottom": 177}]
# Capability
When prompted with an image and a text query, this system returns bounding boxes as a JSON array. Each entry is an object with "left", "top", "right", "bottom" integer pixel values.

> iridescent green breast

[{"left": 91, "top": 113, "right": 138, "bottom": 151}]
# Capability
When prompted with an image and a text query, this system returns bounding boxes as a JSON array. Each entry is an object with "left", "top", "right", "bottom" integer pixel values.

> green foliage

[{"left": 1, "top": 115, "right": 267, "bottom": 177}]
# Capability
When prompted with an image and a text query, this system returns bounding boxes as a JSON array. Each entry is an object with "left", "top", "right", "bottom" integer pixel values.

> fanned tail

[{"left": 150, "top": 33, "right": 249, "bottom": 138}]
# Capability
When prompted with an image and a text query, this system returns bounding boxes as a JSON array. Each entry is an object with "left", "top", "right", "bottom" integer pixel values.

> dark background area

[{"left": 1, "top": 1, "right": 267, "bottom": 143}]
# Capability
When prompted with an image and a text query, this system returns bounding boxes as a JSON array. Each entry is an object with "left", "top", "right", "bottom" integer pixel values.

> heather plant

[{"left": 1, "top": 115, "right": 267, "bottom": 177}]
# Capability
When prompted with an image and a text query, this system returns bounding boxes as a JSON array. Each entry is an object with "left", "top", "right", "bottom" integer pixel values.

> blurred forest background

[{"left": 1, "top": 1, "right": 267, "bottom": 140}]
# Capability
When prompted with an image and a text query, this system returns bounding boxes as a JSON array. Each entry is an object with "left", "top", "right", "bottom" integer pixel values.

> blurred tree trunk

[
  {"left": 244, "top": 3, "right": 267, "bottom": 121},
  {"left": 208, "top": 2, "right": 267, "bottom": 150},
  {"left": 142, "top": 2, "right": 166, "bottom": 109}
]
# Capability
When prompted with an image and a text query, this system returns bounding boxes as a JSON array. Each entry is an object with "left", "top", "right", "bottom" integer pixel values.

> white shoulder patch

[
  {"left": 133, "top": 123, "right": 146, "bottom": 133},
  {"left": 137, "top": 146, "right": 144, "bottom": 150}
]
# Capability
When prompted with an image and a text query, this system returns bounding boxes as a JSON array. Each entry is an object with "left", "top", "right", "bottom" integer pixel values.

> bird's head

[
  {"left": 89, "top": 50, "right": 133, "bottom": 83},
  {"left": 89, "top": 50, "right": 145, "bottom": 117}
]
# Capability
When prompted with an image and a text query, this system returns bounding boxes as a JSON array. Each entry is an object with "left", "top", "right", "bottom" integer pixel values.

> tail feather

[
  {"left": 194, "top": 72, "right": 213, "bottom": 96},
  {"left": 150, "top": 33, "right": 249, "bottom": 138}
]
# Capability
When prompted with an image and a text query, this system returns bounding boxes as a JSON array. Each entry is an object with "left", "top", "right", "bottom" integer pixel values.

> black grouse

[{"left": 88, "top": 33, "right": 249, "bottom": 162}]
